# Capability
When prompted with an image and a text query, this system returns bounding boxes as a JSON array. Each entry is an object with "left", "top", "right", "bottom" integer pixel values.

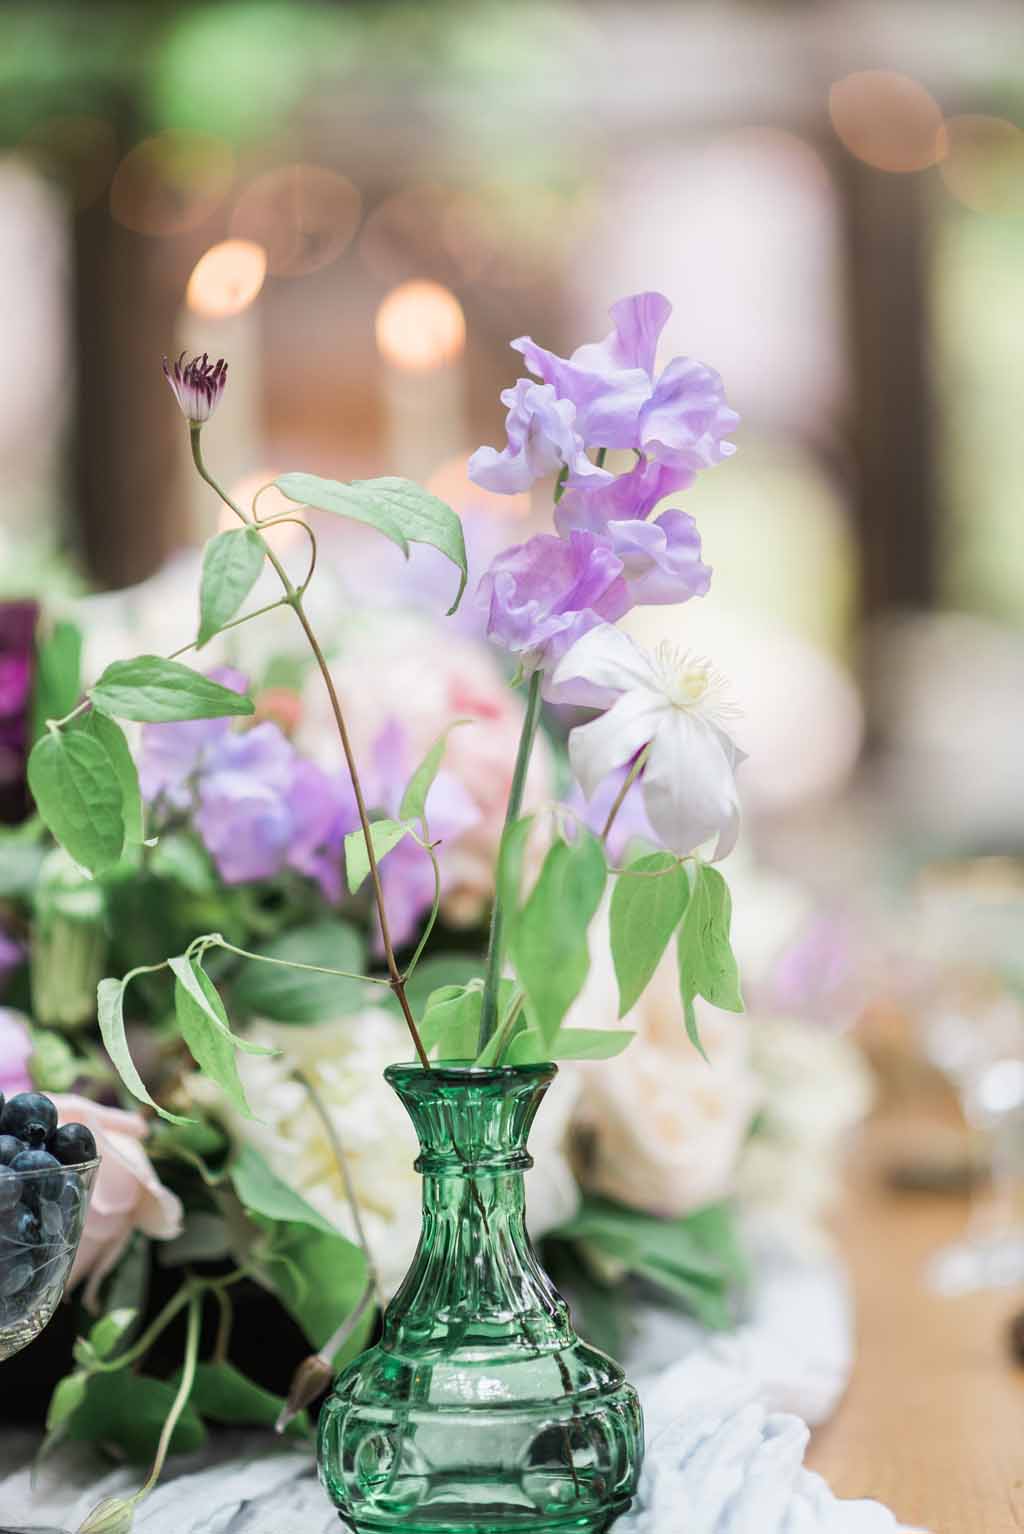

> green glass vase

[{"left": 318, "top": 1062, "right": 643, "bottom": 1533}]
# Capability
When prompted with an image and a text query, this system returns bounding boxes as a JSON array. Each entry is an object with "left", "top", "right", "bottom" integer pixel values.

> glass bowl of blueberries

[{"left": 0, "top": 1090, "right": 99, "bottom": 1363}]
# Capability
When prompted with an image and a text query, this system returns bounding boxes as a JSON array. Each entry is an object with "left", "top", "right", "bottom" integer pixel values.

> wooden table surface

[{"left": 806, "top": 1091, "right": 1024, "bottom": 1534}]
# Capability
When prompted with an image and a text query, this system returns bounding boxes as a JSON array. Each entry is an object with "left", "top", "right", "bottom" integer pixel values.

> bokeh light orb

[
  {"left": 939, "top": 115, "right": 1024, "bottom": 214},
  {"left": 375, "top": 280, "right": 466, "bottom": 372},
  {"left": 829, "top": 70, "right": 945, "bottom": 173},
  {"left": 187, "top": 240, "right": 267, "bottom": 318},
  {"left": 109, "top": 132, "right": 234, "bottom": 235},
  {"left": 230, "top": 165, "right": 360, "bottom": 277}
]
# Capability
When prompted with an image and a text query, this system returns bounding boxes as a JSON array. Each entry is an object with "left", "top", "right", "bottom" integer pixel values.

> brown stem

[
  {"left": 190, "top": 429, "right": 430, "bottom": 1069},
  {"left": 600, "top": 744, "right": 651, "bottom": 845}
]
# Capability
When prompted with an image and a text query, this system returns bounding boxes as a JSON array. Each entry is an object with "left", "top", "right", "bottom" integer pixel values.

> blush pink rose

[
  {"left": 51, "top": 1094, "right": 184, "bottom": 1309},
  {"left": 0, "top": 1008, "right": 33, "bottom": 1096}
]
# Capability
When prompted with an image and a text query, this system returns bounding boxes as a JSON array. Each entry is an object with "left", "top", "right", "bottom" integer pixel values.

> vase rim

[{"left": 385, "top": 1059, "right": 556, "bottom": 1087}]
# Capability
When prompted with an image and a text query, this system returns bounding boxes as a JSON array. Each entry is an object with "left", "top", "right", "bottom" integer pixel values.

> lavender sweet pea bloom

[
  {"left": 477, "top": 530, "right": 630, "bottom": 677},
  {"left": 468, "top": 379, "right": 612, "bottom": 495},
  {"left": 193, "top": 724, "right": 297, "bottom": 884},
  {"left": 139, "top": 667, "right": 249, "bottom": 809},
  {"left": 513, "top": 292, "right": 738, "bottom": 472}
]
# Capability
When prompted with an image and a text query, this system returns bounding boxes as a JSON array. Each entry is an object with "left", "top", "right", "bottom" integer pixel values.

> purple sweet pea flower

[
  {"left": 477, "top": 530, "right": 630, "bottom": 678},
  {"left": 556, "top": 469, "right": 711, "bottom": 608},
  {"left": 193, "top": 723, "right": 297, "bottom": 884},
  {"left": 139, "top": 667, "right": 249, "bottom": 809},
  {"left": 566, "top": 763, "right": 658, "bottom": 864},
  {"left": 285, "top": 756, "right": 359, "bottom": 903},
  {"left": 360, "top": 719, "right": 480, "bottom": 950},
  {"left": 468, "top": 379, "right": 613, "bottom": 496},
  {"left": 554, "top": 458, "right": 697, "bottom": 530},
  {"left": 512, "top": 292, "right": 738, "bottom": 471}
]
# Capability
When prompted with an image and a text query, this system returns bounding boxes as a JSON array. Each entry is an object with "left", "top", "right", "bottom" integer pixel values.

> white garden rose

[{"left": 203, "top": 1007, "right": 581, "bottom": 1297}]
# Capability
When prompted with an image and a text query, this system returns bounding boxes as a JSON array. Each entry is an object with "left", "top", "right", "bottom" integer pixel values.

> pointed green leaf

[
  {"left": 197, "top": 527, "right": 266, "bottom": 647},
  {"left": 548, "top": 1027, "right": 635, "bottom": 1061},
  {"left": 495, "top": 814, "right": 534, "bottom": 921},
  {"left": 230, "top": 1145, "right": 340, "bottom": 1238},
  {"left": 32, "top": 618, "right": 82, "bottom": 742},
  {"left": 420, "top": 982, "right": 484, "bottom": 1060},
  {"left": 276, "top": 473, "right": 468, "bottom": 613},
  {"left": 46, "top": 1370, "right": 89, "bottom": 1433},
  {"left": 185, "top": 1361, "right": 310, "bottom": 1439},
  {"left": 28, "top": 729, "right": 125, "bottom": 874},
  {"left": 83, "top": 712, "right": 144, "bottom": 845},
  {"left": 503, "top": 1026, "right": 547, "bottom": 1066},
  {"left": 511, "top": 829, "right": 606, "bottom": 1045},
  {"left": 66, "top": 1371, "right": 206, "bottom": 1462},
  {"left": 677, "top": 864, "right": 743, "bottom": 1014},
  {"left": 89, "top": 656, "right": 254, "bottom": 723},
  {"left": 168, "top": 954, "right": 276, "bottom": 1058},
  {"left": 609, "top": 853, "right": 689, "bottom": 1016},
  {"left": 97, "top": 976, "right": 192, "bottom": 1124},
  {"left": 344, "top": 817, "right": 411, "bottom": 894},
  {"left": 88, "top": 1307, "right": 138, "bottom": 1361},
  {"left": 173, "top": 959, "right": 253, "bottom": 1118},
  {"left": 399, "top": 719, "right": 471, "bottom": 825}
]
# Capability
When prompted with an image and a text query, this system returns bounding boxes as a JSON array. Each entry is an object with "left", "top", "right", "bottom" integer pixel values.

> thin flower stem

[
  {"left": 403, "top": 838, "right": 441, "bottom": 985},
  {"left": 600, "top": 745, "right": 651, "bottom": 844},
  {"left": 212, "top": 1286, "right": 233, "bottom": 1365},
  {"left": 205, "top": 935, "right": 391, "bottom": 987},
  {"left": 135, "top": 1291, "right": 201, "bottom": 1502},
  {"left": 165, "top": 598, "right": 289, "bottom": 661},
  {"left": 294, "top": 1068, "right": 382, "bottom": 1303},
  {"left": 86, "top": 1282, "right": 192, "bottom": 1374},
  {"left": 190, "top": 428, "right": 430, "bottom": 1069},
  {"left": 477, "top": 668, "right": 543, "bottom": 1054}
]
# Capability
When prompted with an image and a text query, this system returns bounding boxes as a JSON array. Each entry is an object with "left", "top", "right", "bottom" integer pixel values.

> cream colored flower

[
  {"left": 206, "top": 1007, "right": 580, "bottom": 1298},
  {"left": 568, "top": 921, "right": 758, "bottom": 1218},
  {"left": 51, "top": 1094, "right": 184, "bottom": 1310}
]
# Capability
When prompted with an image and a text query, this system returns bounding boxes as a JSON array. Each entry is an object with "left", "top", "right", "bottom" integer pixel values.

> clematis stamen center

[{"left": 652, "top": 641, "right": 738, "bottom": 720}]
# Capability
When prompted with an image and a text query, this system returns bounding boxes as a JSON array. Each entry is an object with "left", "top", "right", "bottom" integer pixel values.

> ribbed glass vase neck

[{"left": 385, "top": 1062, "right": 556, "bottom": 1175}]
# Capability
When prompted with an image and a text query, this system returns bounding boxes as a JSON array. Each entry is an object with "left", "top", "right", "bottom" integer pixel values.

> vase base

[{"left": 335, "top": 1497, "right": 633, "bottom": 1534}]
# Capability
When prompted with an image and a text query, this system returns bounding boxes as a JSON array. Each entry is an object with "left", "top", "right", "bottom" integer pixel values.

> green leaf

[
  {"left": 89, "top": 656, "right": 255, "bottom": 723},
  {"left": 97, "top": 976, "right": 191, "bottom": 1124},
  {"left": 420, "top": 982, "right": 485, "bottom": 1060},
  {"left": 511, "top": 829, "right": 606, "bottom": 1045},
  {"left": 88, "top": 1307, "right": 138, "bottom": 1361},
  {"left": 32, "top": 618, "right": 82, "bottom": 741},
  {"left": 344, "top": 817, "right": 411, "bottom": 894},
  {"left": 495, "top": 814, "right": 533, "bottom": 920},
  {"left": 231, "top": 919, "right": 367, "bottom": 1023},
  {"left": 184, "top": 1362, "right": 309, "bottom": 1439},
  {"left": 198, "top": 527, "right": 266, "bottom": 647},
  {"left": 503, "top": 1026, "right": 547, "bottom": 1066},
  {"left": 676, "top": 865, "right": 744, "bottom": 1056},
  {"left": 609, "top": 853, "right": 689, "bottom": 1016},
  {"left": 169, "top": 953, "right": 276, "bottom": 1058},
  {"left": 46, "top": 1370, "right": 88, "bottom": 1433},
  {"left": 28, "top": 729, "right": 125, "bottom": 874},
  {"left": 29, "top": 1027, "right": 78, "bottom": 1091},
  {"left": 548, "top": 1027, "right": 635, "bottom": 1061},
  {"left": 399, "top": 720, "right": 471, "bottom": 826},
  {"left": 83, "top": 711, "right": 144, "bottom": 845},
  {"left": 276, "top": 472, "right": 468, "bottom": 613},
  {"left": 172, "top": 959, "right": 253, "bottom": 1118},
  {"left": 230, "top": 1144, "right": 340, "bottom": 1238},
  {"left": 254, "top": 1216, "right": 370, "bottom": 1362},
  {"left": 402, "top": 953, "right": 483, "bottom": 1016},
  {"left": 66, "top": 1370, "right": 206, "bottom": 1462}
]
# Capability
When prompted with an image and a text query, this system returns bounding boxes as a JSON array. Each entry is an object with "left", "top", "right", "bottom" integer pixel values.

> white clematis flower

[{"left": 552, "top": 622, "right": 745, "bottom": 859}]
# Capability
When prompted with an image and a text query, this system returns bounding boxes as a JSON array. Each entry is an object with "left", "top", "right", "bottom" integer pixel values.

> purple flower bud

[{"left": 162, "top": 350, "right": 228, "bottom": 425}]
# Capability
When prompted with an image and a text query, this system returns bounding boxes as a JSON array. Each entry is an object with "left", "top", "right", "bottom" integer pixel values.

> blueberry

[
  {"left": 0, "top": 1202, "right": 40, "bottom": 1251},
  {"left": 0, "top": 1256, "right": 34, "bottom": 1298},
  {"left": 10, "top": 1149, "right": 62, "bottom": 1206},
  {"left": 0, "top": 1135, "right": 26, "bottom": 1167},
  {"left": 0, "top": 1166, "right": 19, "bottom": 1214},
  {"left": 48, "top": 1122, "right": 97, "bottom": 1167},
  {"left": 1, "top": 1092, "right": 57, "bottom": 1147}
]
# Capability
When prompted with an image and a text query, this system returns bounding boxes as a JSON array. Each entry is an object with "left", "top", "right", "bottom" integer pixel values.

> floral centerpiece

[{"left": 0, "top": 294, "right": 828, "bottom": 1532}]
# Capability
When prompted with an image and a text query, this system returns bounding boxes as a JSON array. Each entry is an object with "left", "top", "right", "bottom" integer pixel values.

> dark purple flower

[
  {"left": 0, "top": 601, "right": 38, "bottom": 826},
  {"left": 512, "top": 292, "right": 738, "bottom": 471},
  {"left": 162, "top": 351, "right": 228, "bottom": 425},
  {"left": 139, "top": 667, "right": 249, "bottom": 810},
  {"left": 468, "top": 379, "right": 613, "bottom": 496},
  {"left": 477, "top": 530, "right": 630, "bottom": 677}
]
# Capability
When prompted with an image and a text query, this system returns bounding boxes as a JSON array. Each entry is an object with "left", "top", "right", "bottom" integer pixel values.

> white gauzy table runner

[{"left": 0, "top": 1239, "right": 927, "bottom": 1534}]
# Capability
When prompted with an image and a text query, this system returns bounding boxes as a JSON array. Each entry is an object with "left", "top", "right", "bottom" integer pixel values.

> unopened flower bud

[
  {"left": 275, "top": 1351, "right": 333, "bottom": 1434},
  {"left": 162, "top": 351, "right": 227, "bottom": 425},
  {"left": 76, "top": 1496, "right": 135, "bottom": 1534}
]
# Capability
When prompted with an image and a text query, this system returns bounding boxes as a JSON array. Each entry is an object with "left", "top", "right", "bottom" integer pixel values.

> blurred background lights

[
  {"left": 186, "top": 239, "right": 267, "bottom": 318},
  {"left": 938, "top": 116, "right": 1024, "bottom": 214},
  {"left": 375, "top": 281, "right": 466, "bottom": 373},
  {"left": 109, "top": 132, "right": 234, "bottom": 235},
  {"left": 828, "top": 70, "right": 945, "bottom": 173},
  {"left": 230, "top": 165, "right": 360, "bottom": 277}
]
